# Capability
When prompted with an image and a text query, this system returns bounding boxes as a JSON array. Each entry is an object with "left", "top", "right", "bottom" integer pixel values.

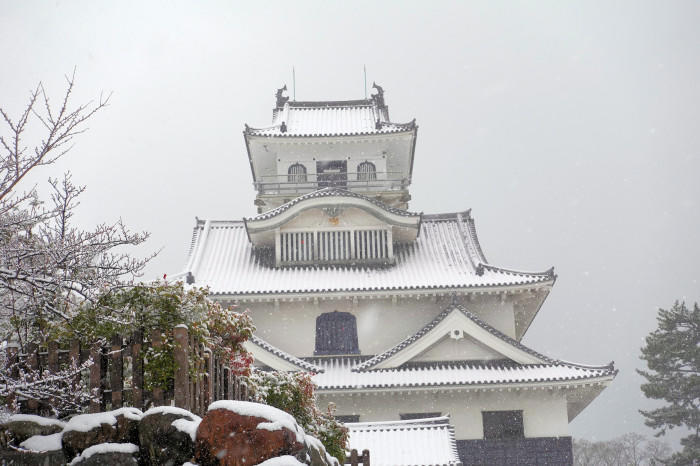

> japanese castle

[{"left": 178, "top": 85, "right": 617, "bottom": 465}]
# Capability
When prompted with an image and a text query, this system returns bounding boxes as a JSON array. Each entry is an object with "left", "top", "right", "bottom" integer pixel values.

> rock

[
  {"left": 0, "top": 449, "right": 67, "bottom": 465},
  {"left": 304, "top": 435, "right": 336, "bottom": 466},
  {"left": 70, "top": 442, "right": 139, "bottom": 465},
  {"left": 195, "top": 400, "right": 306, "bottom": 466},
  {"left": 61, "top": 408, "right": 143, "bottom": 461},
  {"left": 0, "top": 414, "right": 65, "bottom": 447},
  {"left": 139, "top": 406, "right": 200, "bottom": 466}
]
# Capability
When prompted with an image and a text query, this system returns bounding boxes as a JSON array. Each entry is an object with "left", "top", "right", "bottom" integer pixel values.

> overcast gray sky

[{"left": 1, "top": 0, "right": 698, "bottom": 444}]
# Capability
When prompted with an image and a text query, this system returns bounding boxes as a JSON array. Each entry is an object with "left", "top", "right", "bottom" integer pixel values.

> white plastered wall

[
  {"left": 243, "top": 293, "right": 516, "bottom": 358},
  {"left": 317, "top": 388, "right": 570, "bottom": 440}
]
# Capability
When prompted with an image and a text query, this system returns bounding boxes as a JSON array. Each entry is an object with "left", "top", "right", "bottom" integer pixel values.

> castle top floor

[{"left": 243, "top": 84, "right": 418, "bottom": 213}]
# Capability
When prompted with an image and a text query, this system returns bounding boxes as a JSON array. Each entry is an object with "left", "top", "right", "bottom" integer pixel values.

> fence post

[
  {"left": 151, "top": 329, "right": 164, "bottom": 407},
  {"left": 173, "top": 325, "right": 189, "bottom": 411},
  {"left": 204, "top": 348, "right": 212, "bottom": 408},
  {"left": 111, "top": 335, "right": 123, "bottom": 408},
  {"left": 5, "top": 342, "right": 19, "bottom": 378},
  {"left": 4, "top": 343, "right": 19, "bottom": 409},
  {"left": 89, "top": 343, "right": 102, "bottom": 413},
  {"left": 240, "top": 381, "right": 248, "bottom": 402},
  {"left": 132, "top": 330, "right": 143, "bottom": 410},
  {"left": 26, "top": 343, "right": 39, "bottom": 413},
  {"left": 350, "top": 449, "right": 358, "bottom": 466},
  {"left": 362, "top": 449, "right": 370, "bottom": 466},
  {"left": 47, "top": 341, "right": 59, "bottom": 373}
]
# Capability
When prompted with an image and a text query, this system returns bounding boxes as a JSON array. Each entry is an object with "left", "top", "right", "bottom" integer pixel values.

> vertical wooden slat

[
  {"left": 47, "top": 341, "right": 59, "bottom": 373},
  {"left": 240, "top": 381, "right": 248, "bottom": 402},
  {"left": 151, "top": 329, "right": 163, "bottom": 407},
  {"left": 234, "top": 375, "right": 241, "bottom": 401},
  {"left": 350, "top": 449, "right": 358, "bottom": 466},
  {"left": 132, "top": 330, "right": 143, "bottom": 410},
  {"left": 27, "top": 343, "right": 39, "bottom": 413},
  {"left": 6, "top": 343, "right": 19, "bottom": 378},
  {"left": 204, "top": 348, "right": 213, "bottom": 407},
  {"left": 362, "top": 449, "right": 370, "bottom": 466},
  {"left": 111, "top": 335, "right": 123, "bottom": 408},
  {"left": 89, "top": 343, "right": 102, "bottom": 413},
  {"left": 173, "top": 325, "right": 189, "bottom": 411},
  {"left": 226, "top": 367, "right": 233, "bottom": 400}
]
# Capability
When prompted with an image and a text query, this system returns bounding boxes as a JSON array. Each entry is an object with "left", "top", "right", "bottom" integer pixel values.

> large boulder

[
  {"left": 0, "top": 414, "right": 65, "bottom": 448},
  {"left": 69, "top": 442, "right": 139, "bottom": 465},
  {"left": 138, "top": 406, "right": 201, "bottom": 466},
  {"left": 61, "top": 408, "right": 142, "bottom": 461},
  {"left": 195, "top": 400, "right": 306, "bottom": 466}
]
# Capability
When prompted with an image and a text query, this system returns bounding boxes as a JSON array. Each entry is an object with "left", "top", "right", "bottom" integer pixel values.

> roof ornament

[
  {"left": 275, "top": 85, "right": 289, "bottom": 108},
  {"left": 280, "top": 121, "right": 287, "bottom": 133},
  {"left": 371, "top": 82, "right": 385, "bottom": 107}
]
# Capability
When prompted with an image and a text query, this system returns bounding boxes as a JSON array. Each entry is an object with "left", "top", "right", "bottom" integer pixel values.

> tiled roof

[
  {"left": 311, "top": 358, "right": 616, "bottom": 391},
  {"left": 245, "top": 188, "right": 421, "bottom": 222},
  {"left": 353, "top": 303, "right": 557, "bottom": 372},
  {"left": 249, "top": 335, "right": 324, "bottom": 373},
  {"left": 181, "top": 212, "right": 555, "bottom": 296},
  {"left": 345, "top": 417, "right": 461, "bottom": 466},
  {"left": 245, "top": 99, "right": 416, "bottom": 138}
]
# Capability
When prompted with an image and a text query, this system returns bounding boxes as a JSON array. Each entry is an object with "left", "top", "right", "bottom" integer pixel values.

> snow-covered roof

[
  {"left": 245, "top": 98, "right": 416, "bottom": 138},
  {"left": 345, "top": 417, "right": 461, "bottom": 466},
  {"left": 246, "top": 335, "right": 324, "bottom": 373},
  {"left": 310, "top": 357, "right": 615, "bottom": 391},
  {"left": 353, "top": 304, "right": 556, "bottom": 372},
  {"left": 181, "top": 211, "right": 555, "bottom": 297}
]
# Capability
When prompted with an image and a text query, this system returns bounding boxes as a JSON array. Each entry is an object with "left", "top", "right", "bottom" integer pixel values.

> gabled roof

[
  {"left": 179, "top": 211, "right": 555, "bottom": 300},
  {"left": 346, "top": 417, "right": 461, "bottom": 466},
  {"left": 245, "top": 187, "right": 421, "bottom": 222},
  {"left": 244, "top": 335, "right": 324, "bottom": 373},
  {"left": 244, "top": 98, "right": 416, "bottom": 138},
  {"left": 353, "top": 303, "right": 559, "bottom": 372}
]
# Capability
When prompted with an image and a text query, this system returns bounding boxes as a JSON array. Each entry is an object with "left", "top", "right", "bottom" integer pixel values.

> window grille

[
  {"left": 315, "top": 311, "right": 360, "bottom": 355},
  {"left": 357, "top": 161, "right": 377, "bottom": 181},
  {"left": 278, "top": 228, "right": 390, "bottom": 265},
  {"left": 287, "top": 163, "right": 307, "bottom": 183},
  {"left": 482, "top": 411, "right": 524, "bottom": 440}
]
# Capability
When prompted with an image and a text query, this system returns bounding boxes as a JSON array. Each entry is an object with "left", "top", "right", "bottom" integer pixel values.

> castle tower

[{"left": 179, "top": 85, "right": 616, "bottom": 465}]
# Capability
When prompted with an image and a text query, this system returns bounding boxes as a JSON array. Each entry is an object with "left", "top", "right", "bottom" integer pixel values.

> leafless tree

[
  {"left": 574, "top": 433, "right": 672, "bottom": 466},
  {"left": 0, "top": 72, "right": 153, "bottom": 413}
]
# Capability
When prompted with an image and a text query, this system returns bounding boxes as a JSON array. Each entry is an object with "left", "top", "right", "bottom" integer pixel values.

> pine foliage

[{"left": 638, "top": 301, "right": 700, "bottom": 464}]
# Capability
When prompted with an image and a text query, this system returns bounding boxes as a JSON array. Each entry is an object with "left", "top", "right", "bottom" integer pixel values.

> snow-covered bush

[
  {"left": 63, "top": 281, "right": 254, "bottom": 392},
  {"left": 249, "top": 370, "right": 348, "bottom": 463}
]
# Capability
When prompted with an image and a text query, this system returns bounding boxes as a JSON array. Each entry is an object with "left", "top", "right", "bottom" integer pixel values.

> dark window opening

[
  {"left": 315, "top": 310, "right": 359, "bottom": 355},
  {"left": 317, "top": 160, "right": 347, "bottom": 188},
  {"left": 482, "top": 410, "right": 524, "bottom": 440},
  {"left": 400, "top": 412, "right": 442, "bottom": 420},
  {"left": 335, "top": 415, "right": 360, "bottom": 423},
  {"left": 288, "top": 163, "right": 307, "bottom": 183},
  {"left": 357, "top": 161, "right": 377, "bottom": 181}
]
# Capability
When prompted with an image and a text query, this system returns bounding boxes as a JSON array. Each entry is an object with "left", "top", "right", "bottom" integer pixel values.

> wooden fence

[
  {"left": 346, "top": 449, "right": 370, "bottom": 466},
  {"left": 5, "top": 325, "right": 248, "bottom": 417}
]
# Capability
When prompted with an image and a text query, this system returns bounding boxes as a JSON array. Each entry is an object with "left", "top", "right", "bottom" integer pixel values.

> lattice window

[
  {"left": 482, "top": 411, "right": 524, "bottom": 440},
  {"left": 357, "top": 161, "right": 377, "bottom": 181},
  {"left": 278, "top": 228, "right": 391, "bottom": 265},
  {"left": 287, "top": 163, "right": 307, "bottom": 183},
  {"left": 315, "top": 311, "right": 360, "bottom": 355}
]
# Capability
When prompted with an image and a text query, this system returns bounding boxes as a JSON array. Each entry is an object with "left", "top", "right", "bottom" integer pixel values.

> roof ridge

[{"left": 249, "top": 335, "right": 324, "bottom": 373}]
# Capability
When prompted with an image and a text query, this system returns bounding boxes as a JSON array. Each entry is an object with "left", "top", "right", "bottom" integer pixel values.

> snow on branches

[{"left": 0, "top": 72, "right": 153, "bottom": 351}]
